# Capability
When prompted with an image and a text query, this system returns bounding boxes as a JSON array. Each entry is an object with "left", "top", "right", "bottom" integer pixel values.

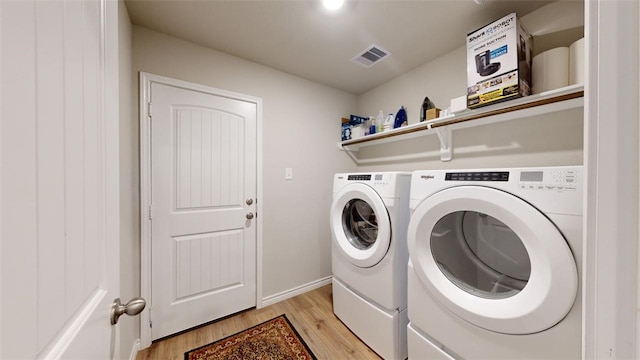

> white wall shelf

[{"left": 339, "top": 84, "right": 584, "bottom": 162}]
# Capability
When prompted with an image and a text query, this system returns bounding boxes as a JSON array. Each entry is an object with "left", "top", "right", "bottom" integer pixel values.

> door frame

[{"left": 138, "top": 72, "right": 263, "bottom": 348}]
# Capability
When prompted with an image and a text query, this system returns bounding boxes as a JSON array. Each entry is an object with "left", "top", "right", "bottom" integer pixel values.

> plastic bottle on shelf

[
  {"left": 383, "top": 113, "right": 394, "bottom": 132},
  {"left": 376, "top": 110, "right": 385, "bottom": 133}
]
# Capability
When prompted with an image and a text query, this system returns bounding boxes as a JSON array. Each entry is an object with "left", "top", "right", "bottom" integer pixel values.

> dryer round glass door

[
  {"left": 330, "top": 183, "right": 391, "bottom": 268},
  {"left": 430, "top": 211, "right": 531, "bottom": 299},
  {"left": 407, "top": 185, "right": 578, "bottom": 335}
]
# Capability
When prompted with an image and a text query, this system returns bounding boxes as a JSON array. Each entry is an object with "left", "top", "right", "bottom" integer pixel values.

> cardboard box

[
  {"left": 342, "top": 116, "right": 368, "bottom": 141},
  {"left": 426, "top": 108, "right": 440, "bottom": 120},
  {"left": 450, "top": 96, "right": 467, "bottom": 114},
  {"left": 467, "top": 12, "right": 532, "bottom": 109},
  {"left": 341, "top": 123, "right": 352, "bottom": 141}
]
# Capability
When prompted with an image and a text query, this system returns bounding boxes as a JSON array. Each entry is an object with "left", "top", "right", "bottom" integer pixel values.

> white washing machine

[
  {"left": 330, "top": 172, "right": 411, "bottom": 360},
  {"left": 406, "top": 166, "right": 583, "bottom": 359}
]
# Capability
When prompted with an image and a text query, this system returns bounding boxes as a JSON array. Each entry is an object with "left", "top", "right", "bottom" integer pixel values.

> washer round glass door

[
  {"left": 330, "top": 183, "right": 391, "bottom": 268},
  {"left": 407, "top": 185, "right": 578, "bottom": 335}
]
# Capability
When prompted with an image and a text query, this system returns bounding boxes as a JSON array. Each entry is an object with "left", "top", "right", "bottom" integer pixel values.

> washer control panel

[
  {"left": 345, "top": 173, "right": 393, "bottom": 188},
  {"left": 519, "top": 169, "right": 578, "bottom": 191},
  {"left": 347, "top": 174, "right": 372, "bottom": 181}
]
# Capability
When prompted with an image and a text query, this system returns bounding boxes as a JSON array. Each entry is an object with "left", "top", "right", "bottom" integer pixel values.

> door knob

[
  {"left": 246, "top": 212, "right": 254, "bottom": 220},
  {"left": 246, "top": 198, "right": 254, "bottom": 205},
  {"left": 110, "top": 297, "right": 146, "bottom": 325}
]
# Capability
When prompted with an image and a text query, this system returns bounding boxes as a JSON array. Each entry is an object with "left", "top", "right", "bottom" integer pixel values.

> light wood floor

[{"left": 136, "top": 284, "right": 382, "bottom": 360}]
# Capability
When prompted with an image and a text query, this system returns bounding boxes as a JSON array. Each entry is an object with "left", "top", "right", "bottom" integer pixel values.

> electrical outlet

[{"left": 285, "top": 168, "right": 293, "bottom": 180}]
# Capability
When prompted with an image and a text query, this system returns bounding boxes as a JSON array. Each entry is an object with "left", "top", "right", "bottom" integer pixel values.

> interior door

[
  {"left": 1, "top": 0, "right": 119, "bottom": 358},
  {"left": 150, "top": 81, "right": 257, "bottom": 340}
]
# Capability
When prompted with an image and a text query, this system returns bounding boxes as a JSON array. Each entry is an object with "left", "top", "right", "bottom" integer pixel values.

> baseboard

[
  {"left": 259, "top": 276, "right": 332, "bottom": 308},
  {"left": 129, "top": 339, "right": 141, "bottom": 360}
]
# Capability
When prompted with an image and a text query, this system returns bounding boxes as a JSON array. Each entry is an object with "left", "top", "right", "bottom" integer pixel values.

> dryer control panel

[
  {"left": 410, "top": 166, "right": 582, "bottom": 216},
  {"left": 445, "top": 171, "right": 509, "bottom": 182},
  {"left": 519, "top": 169, "right": 578, "bottom": 192}
]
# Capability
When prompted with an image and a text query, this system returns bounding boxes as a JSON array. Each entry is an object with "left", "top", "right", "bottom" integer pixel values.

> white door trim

[
  {"left": 138, "top": 72, "right": 263, "bottom": 348},
  {"left": 584, "top": 1, "right": 639, "bottom": 359}
]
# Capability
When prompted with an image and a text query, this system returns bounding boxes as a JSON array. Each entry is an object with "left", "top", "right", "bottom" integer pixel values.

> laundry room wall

[
  {"left": 131, "top": 26, "right": 356, "bottom": 302},
  {"left": 354, "top": 1, "right": 584, "bottom": 172}
]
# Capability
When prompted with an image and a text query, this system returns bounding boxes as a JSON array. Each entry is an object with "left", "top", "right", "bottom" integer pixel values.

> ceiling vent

[{"left": 351, "top": 44, "right": 390, "bottom": 68}]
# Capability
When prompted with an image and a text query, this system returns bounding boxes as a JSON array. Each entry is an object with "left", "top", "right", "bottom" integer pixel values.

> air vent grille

[{"left": 351, "top": 44, "right": 390, "bottom": 68}]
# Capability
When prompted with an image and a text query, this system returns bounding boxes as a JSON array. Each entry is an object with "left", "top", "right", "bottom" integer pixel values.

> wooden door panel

[
  {"left": 174, "top": 230, "right": 245, "bottom": 299},
  {"left": 174, "top": 107, "right": 244, "bottom": 210}
]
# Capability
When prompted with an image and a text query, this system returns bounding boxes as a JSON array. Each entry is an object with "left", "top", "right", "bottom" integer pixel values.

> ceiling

[{"left": 125, "top": 0, "right": 552, "bottom": 95}]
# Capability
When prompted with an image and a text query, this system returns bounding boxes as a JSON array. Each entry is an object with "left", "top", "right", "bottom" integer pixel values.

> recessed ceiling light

[{"left": 323, "top": 0, "right": 344, "bottom": 11}]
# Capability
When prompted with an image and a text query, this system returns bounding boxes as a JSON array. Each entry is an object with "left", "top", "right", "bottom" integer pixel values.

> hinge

[
  {"left": 148, "top": 204, "right": 153, "bottom": 220},
  {"left": 148, "top": 102, "right": 152, "bottom": 118}
]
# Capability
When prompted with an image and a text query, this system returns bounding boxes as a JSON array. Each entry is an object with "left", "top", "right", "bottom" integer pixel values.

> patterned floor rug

[{"left": 184, "top": 314, "right": 317, "bottom": 360}]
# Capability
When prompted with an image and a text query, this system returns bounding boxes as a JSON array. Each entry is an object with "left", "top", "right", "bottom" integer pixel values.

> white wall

[
  {"left": 118, "top": 0, "right": 139, "bottom": 358},
  {"left": 358, "top": 46, "right": 467, "bottom": 127},
  {"left": 131, "top": 26, "right": 356, "bottom": 299}
]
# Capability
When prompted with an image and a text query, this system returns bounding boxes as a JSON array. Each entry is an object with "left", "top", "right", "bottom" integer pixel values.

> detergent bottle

[{"left": 382, "top": 113, "right": 394, "bottom": 132}]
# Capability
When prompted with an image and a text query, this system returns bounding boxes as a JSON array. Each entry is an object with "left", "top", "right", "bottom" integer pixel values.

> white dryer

[
  {"left": 406, "top": 166, "right": 582, "bottom": 359},
  {"left": 331, "top": 172, "right": 411, "bottom": 360}
]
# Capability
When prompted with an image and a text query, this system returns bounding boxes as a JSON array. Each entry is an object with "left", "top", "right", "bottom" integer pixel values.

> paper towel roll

[
  {"left": 532, "top": 47, "right": 570, "bottom": 94},
  {"left": 569, "top": 38, "right": 585, "bottom": 85}
]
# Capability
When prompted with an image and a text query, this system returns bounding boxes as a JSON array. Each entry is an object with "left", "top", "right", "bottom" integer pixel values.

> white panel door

[
  {"left": 1, "top": 0, "right": 119, "bottom": 358},
  {"left": 151, "top": 82, "right": 257, "bottom": 340}
]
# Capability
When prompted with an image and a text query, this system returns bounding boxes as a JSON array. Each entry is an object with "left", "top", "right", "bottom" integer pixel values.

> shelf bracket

[
  {"left": 337, "top": 143, "right": 359, "bottom": 152},
  {"left": 337, "top": 143, "right": 360, "bottom": 164},
  {"left": 432, "top": 126, "right": 452, "bottom": 162}
]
